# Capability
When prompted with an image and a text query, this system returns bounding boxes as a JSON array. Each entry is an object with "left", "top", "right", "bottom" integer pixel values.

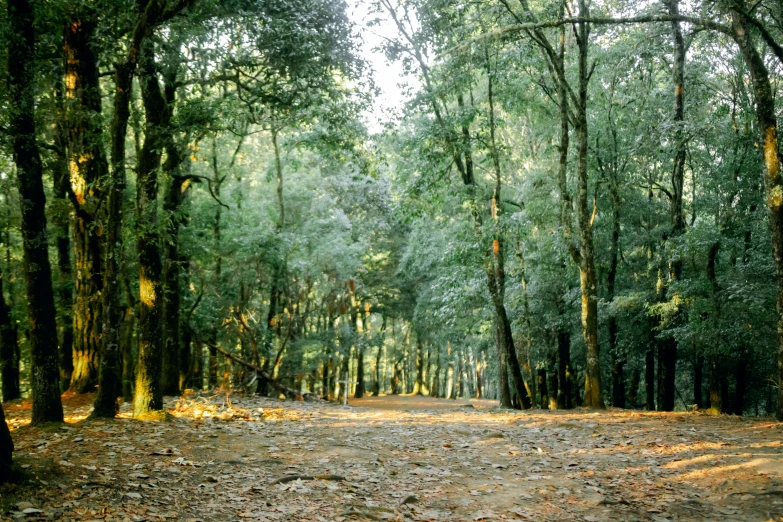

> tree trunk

[
  {"left": 735, "top": 358, "right": 746, "bottom": 416},
  {"left": 645, "top": 346, "right": 655, "bottom": 410},
  {"left": 120, "top": 303, "right": 136, "bottom": 402},
  {"left": 432, "top": 344, "right": 441, "bottom": 398},
  {"left": 537, "top": 368, "right": 548, "bottom": 409},
  {"left": 547, "top": 348, "right": 558, "bottom": 410},
  {"left": 657, "top": 0, "right": 688, "bottom": 413},
  {"left": 606, "top": 145, "right": 624, "bottom": 408},
  {"left": 693, "top": 354, "right": 703, "bottom": 410},
  {"left": 484, "top": 58, "right": 531, "bottom": 410},
  {"left": 52, "top": 118, "right": 74, "bottom": 391},
  {"left": 709, "top": 358, "right": 723, "bottom": 413},
  {"left": 373, "top": 345, "right": 383, "bottom": 397},
  {"left": 355, "top": 344, "right": 366, "bottom": 398},
  {"left": 611, "top": 352, "right": 625, "bottom": 409},
  {"left": 628, "top": 368, "right": 640, "bottom": 408},
  {"left": 160, "top": 71, "right": 187, "bottom": 396},
  {"left": 729, "top": 7, "right": 783, "bottom": 421},
  {"left": 64, "top": 15, "right": 107, "bottom": 394},
  {"left": 7, "top": 0, "right": 63, "bottom": 424},
  {"left": 0, "top": 401, "right": 12, "bottom": 482},
  {"left": 495, "top": 323, "right": 511, "bottom": 405},
  {"left": 556, "top": 330, "right": 572, "bottom": 409},
  {"left": 132, "top": 40, "right": 166, "bottom": 417},
  {"left": 94, "top": 0, "right": 166, "bottom": 418},
  {"left": 413, "top": 334, "right": 424, "bottom": 395}
]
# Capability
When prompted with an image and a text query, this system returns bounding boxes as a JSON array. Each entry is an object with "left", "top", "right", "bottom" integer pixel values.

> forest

[{"left": 1, "top": 0, "right": 783, "bottom": 519}]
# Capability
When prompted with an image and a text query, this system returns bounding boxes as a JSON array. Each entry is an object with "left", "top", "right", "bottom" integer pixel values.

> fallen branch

[
  {"left": 270, "top": 474, "right": 345, "bottom": 485},
  {"left": 197, "top": 334, "right": 318, "bottom": 401}
]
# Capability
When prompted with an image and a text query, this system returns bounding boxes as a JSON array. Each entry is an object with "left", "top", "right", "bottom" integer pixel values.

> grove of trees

[{"left": 1, "top": 0, "right": 783, "bottom": 477}]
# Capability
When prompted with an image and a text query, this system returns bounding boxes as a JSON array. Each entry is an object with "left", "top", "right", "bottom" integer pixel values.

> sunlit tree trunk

[
  {"left": 7, "top": 0, "right": 63, "bottom": 424},
  {"left": 132, "top": 40, "right": 166, "bottom": 417},
  {"left": 94, "top": 0, "right": 170, "bottom": 418},
  {"left": 64, "top": 14, "right": 108, "bottom": 394},
  {"left": 574, "top": 2, "right": 604, "bottom": 409}
]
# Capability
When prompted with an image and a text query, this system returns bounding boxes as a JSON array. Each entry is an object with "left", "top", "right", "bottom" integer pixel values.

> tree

[{"left": 6, "top": 0, "right": 63, "bottom": 424}]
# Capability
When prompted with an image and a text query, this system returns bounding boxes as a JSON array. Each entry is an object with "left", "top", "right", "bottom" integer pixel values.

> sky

[{"left": 346, "top": 0, "right": 418, "bottom": 133}]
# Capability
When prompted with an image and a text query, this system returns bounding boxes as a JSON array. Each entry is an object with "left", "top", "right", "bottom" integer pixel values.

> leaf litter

[{"left": 3, "top": 393, "right": 783, "bottom": 521}]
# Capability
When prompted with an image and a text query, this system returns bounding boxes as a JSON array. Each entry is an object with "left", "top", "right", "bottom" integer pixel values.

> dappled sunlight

[{"left": 7, "top": 393, "right": 783, "bottom": 520}]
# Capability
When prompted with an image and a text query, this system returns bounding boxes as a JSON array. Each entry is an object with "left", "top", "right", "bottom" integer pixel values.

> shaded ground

[{"left": 3, "top": 393, "right": 783, "bottom": 521}]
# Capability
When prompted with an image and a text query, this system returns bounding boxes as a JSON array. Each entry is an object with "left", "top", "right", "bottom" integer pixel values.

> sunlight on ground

[{"left": 4, "top": 393, "right": 783, "bottom": 520}]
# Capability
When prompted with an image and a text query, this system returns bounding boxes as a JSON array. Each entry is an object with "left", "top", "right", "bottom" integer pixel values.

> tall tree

[
  {"left": 63, "top": 12, "right": 108, "bottom": 393},
  {"left": 727, "top": 2, "right": 783, "bottom": 420},
  {"left": 7, "top": 0, "right": 63, "bottom": 424},
  {"left": 132, "top": 39, "right": 167, "bottom": 417}
]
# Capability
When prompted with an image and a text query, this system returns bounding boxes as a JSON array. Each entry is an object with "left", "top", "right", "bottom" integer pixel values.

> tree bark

[
  {"left": 537, "top": 368, "right": 548, "bottom": 409},
  {"left": 485, "top": 61, "right": 531, "bottom": 409},
  {"left": 94, "top": 0, "right": 170, "bottom": 418},
  {"left": 160, "top": 69, "right": 187, "bottom": 396},
  {"left": 413, "top": 334, "right": 424, "bottom": 395},
  {"left": 547, "top": 348, "right": 558, "bottom": 410},
  {"left": 657, "top": 0, "right": 688, "bottom": 412},
  {"left": 645, "top": 345, "right": 655, "bottom": 410},
  {"left": 206, "top": 138, "right": 224, "bottom": 389},
  {"left": 7, "top": 0, "right": 63, "bottom": 424},
  {"left": 432, "top": 343, "right": 442, "bottom": 398},
  {"left": 556, "top": 329, "right": 572, "bottom": 409},
  {"left": 373, "top": 318, "right": 384, "bottom": 396},
  {"left": 52, "top": 112, "right": 74, "bottom": 391},
  {"left": 607, "top": 165, "right": 623, "bottom": 408},
  {"left": 628, "top": 367, "right": 640, "bottom": 408},
  {"left": 132, "top": 39, "right": 166, "bottom": 417},
  {"left": 64, "top": 14, "right": 107, "bottom": 394},
  {"left": 574, "top": 1, "right": 604, "bottom": 409},
  {"left": 355, "top": 341, "right": 366, "bottom": 399},
  {"left": 729, "top": 5, "right": 783, "bottom": 421}
]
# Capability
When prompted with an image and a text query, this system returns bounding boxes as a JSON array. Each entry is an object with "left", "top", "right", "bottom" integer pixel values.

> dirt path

[{"left": 3, "top": 394, "right": 783, "bottom": 521}]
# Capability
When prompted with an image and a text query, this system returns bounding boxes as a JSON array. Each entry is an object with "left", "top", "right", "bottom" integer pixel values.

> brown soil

[{"left": 2, "top": 394, "right": 783, "bottom": 521}]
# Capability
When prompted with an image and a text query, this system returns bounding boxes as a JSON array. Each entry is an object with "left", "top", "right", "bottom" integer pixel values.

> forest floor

[{"left": 2, "top": 393, "right": 783, "bottom": 521}]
